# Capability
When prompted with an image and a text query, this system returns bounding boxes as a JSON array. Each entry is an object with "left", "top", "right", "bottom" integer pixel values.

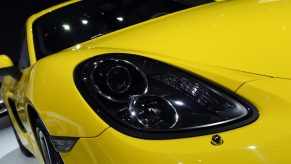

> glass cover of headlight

[{"left": 74, "top": 54, "right": 258, "bottom": 139}]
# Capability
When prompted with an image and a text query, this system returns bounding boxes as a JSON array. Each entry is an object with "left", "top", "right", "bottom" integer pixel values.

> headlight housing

[{"left": 74, "top": 54, "right": 258, "bottom": 139}]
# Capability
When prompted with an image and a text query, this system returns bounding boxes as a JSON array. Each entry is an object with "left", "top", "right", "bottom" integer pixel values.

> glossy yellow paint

[
  {"left": 81, "top": 0, "right": 291, "bottom": 78},
  {"left": 24, "top": 47, "right": 266, "bottom": 137},
  {"left": 1, "top": 0, "right": 291, "bottom": 163},
  {"left": 62, "top": 117, "right": 291, "bottom": 164},
  {"left": 60, "top": 78, "right": 291, "bottom": 163},
  {"left": 0, "top": 54, "right": 13, "bottom": 68},
  {"left": 5, "top": 97, "right": 44, "bottom": 163}
]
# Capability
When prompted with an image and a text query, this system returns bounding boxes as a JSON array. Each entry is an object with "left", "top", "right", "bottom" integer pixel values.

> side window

[{"left": 18, "top": 36, "right": 30, "bottom": 70}]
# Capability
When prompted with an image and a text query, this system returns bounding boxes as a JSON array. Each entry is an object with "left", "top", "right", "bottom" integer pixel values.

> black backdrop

[{"left": 0, "top": 1, "right": 66, "bottom": 63}]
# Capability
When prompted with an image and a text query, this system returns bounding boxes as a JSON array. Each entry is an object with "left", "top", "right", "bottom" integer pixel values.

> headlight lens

[
  {"left": 91, "top": 59, "right": 148, "bottom": 102},
  {"left": 74, "top": 54, "right": 258, "bottom": 139}
]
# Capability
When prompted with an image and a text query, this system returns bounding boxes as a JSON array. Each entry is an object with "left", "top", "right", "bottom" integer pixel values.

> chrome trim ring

[{"left": 0, "top": 98, "right": 7, "bottom": 114}]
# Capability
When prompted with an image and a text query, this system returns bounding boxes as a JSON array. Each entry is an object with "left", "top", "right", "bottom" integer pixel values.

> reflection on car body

[{"left": 0, "top": 0, "right": 291, "bottom": 163}]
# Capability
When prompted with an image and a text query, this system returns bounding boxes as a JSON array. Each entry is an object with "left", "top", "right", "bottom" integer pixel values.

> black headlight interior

[{"left": 74, "top": 54, "right": 258, "bottom": 139}]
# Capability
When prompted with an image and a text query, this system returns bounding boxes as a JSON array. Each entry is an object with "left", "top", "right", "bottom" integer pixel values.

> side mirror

[{"left": 0, "top": 54, "right": 22, "bottom": 81}]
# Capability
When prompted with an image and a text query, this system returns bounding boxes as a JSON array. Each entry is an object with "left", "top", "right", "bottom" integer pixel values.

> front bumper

[
  {"left": 60, "top": 126, "right": 291, "bottom": 163},
  {"left": 60, "top": 78, "right": 291, "bottom": 163}
]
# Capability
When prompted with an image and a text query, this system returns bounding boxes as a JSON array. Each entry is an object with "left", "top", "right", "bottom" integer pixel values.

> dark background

[{"left": 0, "top": 1, "right": 66, "bottom": 63}]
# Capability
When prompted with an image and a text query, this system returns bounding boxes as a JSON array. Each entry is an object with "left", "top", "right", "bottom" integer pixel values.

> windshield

[{"left": 33, "top": 0, "right": 214, "bottom": 59}]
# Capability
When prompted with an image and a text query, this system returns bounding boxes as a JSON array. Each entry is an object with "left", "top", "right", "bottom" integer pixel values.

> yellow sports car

[{"left": 0, "top": 0, "right": 290, "bottom": 163}]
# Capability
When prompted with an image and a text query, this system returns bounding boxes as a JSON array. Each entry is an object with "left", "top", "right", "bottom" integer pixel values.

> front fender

[{"left": 25, "top": 50, "right": 112, "bottom": 137}]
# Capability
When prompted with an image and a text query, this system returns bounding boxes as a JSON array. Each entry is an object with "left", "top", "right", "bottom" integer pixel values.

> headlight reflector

[{"left": 91, "top": 59, "right": 148, "bottom": 102}]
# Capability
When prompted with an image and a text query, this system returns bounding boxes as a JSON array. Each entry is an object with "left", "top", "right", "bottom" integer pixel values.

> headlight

[{"left": 74, "top": 54, "right": 258, "bottom": 139}]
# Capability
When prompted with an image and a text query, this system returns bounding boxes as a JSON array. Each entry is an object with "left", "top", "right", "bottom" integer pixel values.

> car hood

[{"left": 75, "top": 0, "right": 291, "bottom": 79}]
